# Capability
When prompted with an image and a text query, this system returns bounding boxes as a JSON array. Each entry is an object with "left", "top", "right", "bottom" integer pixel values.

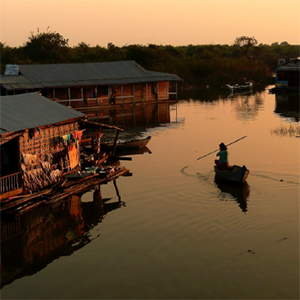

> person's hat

[{"left": 219, "top": 143, "right": 227, "bottom": 150}]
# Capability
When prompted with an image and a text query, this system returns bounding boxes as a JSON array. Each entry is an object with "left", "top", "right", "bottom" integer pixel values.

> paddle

[
  {"left": 181, "top": 135, "right": 247, "bottom": 171},
  {"left": 196, "top": 135, "right": 247, "bottom": 160}
]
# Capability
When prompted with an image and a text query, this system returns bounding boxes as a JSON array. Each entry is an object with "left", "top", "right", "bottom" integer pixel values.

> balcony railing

[{"left": 0, "top": 172, "right": 22, "bottom": 195}]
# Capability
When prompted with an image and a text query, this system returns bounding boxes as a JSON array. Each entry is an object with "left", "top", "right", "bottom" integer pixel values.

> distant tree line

[{"left": 1, "top": 30, "right": 299, "bottom": 89}]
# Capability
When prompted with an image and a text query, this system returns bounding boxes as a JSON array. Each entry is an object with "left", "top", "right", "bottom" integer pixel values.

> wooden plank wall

[
  {"left": 19, "top": 122, "right": 79, "bottom": 174},
  {"left": 20, "top": 123, "right": 78, "bottom": 158},
  {"left": 17, "top": 122, "right": 81, "bottom": 192},
  {"left": 46, "top": 81, "right": 171, "bottom": 108}
]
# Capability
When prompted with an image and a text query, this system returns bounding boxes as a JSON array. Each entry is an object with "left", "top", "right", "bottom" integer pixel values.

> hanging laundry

[{"left": 68, "top": 145, "right": 79, "bottom": 169}]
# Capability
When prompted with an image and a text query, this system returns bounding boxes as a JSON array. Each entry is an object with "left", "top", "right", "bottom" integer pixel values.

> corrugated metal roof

[
  {"left": 276, "top": 58, "right": 300, "bottom": 71},
  {"left": 0, "top": 93, "right": 85, "bottom": 135},
  {"left": 0, "top": 61, "right": 181, "bottom": 91}
]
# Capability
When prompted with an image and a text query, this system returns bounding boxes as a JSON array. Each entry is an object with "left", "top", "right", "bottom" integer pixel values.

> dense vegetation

[{"left": 1, "top": 30, "right": 299, "bottom": 89}]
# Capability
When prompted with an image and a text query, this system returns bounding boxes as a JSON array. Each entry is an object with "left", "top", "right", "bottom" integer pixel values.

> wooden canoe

[
  {"left": 82, "top": 136, "right": 151, "bottom": 152},
  {"left": 106, "top": 136, "right": 151, "bottom": 150},
  {"left": 214, "top": 165, "right": 249, "bottom": 183}
]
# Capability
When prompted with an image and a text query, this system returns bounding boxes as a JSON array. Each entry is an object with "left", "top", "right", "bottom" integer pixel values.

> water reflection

[
  {"left": 83, "top": 103, "right": 174, "bottom": 127},
  {"left": 0, "top": 180, "right": 125, "bottom": 288},
  {"left": 82, "top": 102, "right": 178, "bottom": 141},
  {"left": 226, "top": 89, "right": 252, "bottom": 98},
  {"left": 214, "top": 177, "right": 250, "bottom": 213},
  {"left": 180, "top": 89, "right": 265, "bottom": 122},
  {"left": 233, "top": 93, "right": 264, "bottom": 121},
  {"left": 274, "top": 93, "right": 300, "bottom": 122}
]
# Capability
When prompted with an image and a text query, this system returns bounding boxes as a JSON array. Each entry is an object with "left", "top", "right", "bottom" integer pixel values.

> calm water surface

[{"left": 1, "top": 87, "right": 299, "bottom": 299}]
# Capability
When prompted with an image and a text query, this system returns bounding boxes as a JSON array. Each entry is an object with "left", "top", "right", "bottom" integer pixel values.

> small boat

[
  {"left": 226, "top": 82, "right": 253, "bottom": 92},
  {"left": 82, "top": 136, "right": 151, "bottom": 152},
  {"left": 112, "top": 146, "right": 151, "bottom": 156},
  {"left": 104, "top": 136, "right": 151, "bottom": 150},
  {"left": 214, "top": 165, "right": 250, "bottom": 183}
]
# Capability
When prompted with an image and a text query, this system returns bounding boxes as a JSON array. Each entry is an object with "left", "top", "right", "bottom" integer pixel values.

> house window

[
  {"left": 89, "top": 88, "right": 96, "bottom": 98},
  {"left": 277, "top": 71, "right": 288, "bottom": 81}
]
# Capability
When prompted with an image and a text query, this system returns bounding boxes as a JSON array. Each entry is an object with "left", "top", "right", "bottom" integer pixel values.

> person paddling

[{"left": 215, "top": 143, "right": 229, "bottom": 167}]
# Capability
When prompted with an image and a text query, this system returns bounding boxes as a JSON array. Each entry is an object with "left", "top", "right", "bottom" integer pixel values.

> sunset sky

[{"left": 1, "top": 0, "right": 299, "bottom": 48}]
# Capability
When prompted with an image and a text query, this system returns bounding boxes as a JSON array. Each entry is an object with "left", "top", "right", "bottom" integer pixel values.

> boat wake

[
  {"left": 251, "top": 171, "right": 300, "bottom": 185},
  {"left": 180, "top": 165, "right": 202, "bottom": 178},
  {"left": 180, "top": 165, "right": 214, "bottom": 183}
]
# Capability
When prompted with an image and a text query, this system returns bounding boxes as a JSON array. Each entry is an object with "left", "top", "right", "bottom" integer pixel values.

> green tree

[
  {"left": 234, "top": 36, "right": 258, "bottom": 63},
  {"left": 23, "top": 28, "right": 70, "bottom": 63}
]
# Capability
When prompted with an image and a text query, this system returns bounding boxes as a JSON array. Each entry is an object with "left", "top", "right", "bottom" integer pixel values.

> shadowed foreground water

[{"left": 1, "top": 87, "right": 299, "bottom": 299}]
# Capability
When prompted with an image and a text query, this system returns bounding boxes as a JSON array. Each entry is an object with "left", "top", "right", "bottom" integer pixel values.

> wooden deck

[
  {"left": 0, "top": 163, "right": 131, "bottom": 214},
  {"left": 75, "top": 99, "right": 178, "bottom": 111}
]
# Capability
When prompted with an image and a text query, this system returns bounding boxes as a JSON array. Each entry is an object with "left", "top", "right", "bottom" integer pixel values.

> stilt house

[
  {"left": 0, "top": 61, "right": 181, "bottom": 109},
  {"left": 275, "top": 58, "right": 300, "bottom": 91},
  {"left": 0, "top": 93, "right": 86, "bottom": 201}
]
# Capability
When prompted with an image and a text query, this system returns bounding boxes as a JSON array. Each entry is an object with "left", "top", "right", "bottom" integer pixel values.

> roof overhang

[{"left": 0, "top": 61, "right": 182, "bottom": 91}]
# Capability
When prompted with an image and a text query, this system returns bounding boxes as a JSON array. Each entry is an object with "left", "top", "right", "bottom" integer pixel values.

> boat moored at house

[
  {"left": 81, "top": 135, "right": 151, "bottom": 152},
  {"left": 0, "top": 61, "right": 182, "bottom": 109}
]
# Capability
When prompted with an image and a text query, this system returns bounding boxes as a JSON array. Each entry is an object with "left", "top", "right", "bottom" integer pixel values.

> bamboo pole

[{"left": 196, "top": 135, "right": 247, "bottom": 161}]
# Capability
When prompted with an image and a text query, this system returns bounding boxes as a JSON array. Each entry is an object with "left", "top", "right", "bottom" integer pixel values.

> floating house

[
  {"left": 0, "top": 93, "right": 86, "bottom": 201},
  {"left": 275, "top": 58, "right": 300, "bottom": 91},
  {"left": 0, "top": 61, "right": 181, "bottom": 109}
]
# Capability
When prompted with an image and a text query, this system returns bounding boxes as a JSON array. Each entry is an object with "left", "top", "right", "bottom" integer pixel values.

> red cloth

[{"left": 215, "top": 159, "right": 229, "bottom": 167}]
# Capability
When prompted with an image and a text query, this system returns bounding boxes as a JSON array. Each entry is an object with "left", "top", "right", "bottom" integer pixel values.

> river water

[{"left": 1, "top": 87, "right": 299, "bottom": 299}]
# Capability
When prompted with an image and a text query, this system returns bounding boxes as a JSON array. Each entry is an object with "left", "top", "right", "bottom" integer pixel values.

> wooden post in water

[{"left": 112, "top": 130, "right": 120, "bottom": 156}]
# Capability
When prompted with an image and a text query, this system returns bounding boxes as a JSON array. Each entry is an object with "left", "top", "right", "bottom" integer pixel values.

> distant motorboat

[{"left": 226, "top": 82, "right": 253, "bottom": 92}]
